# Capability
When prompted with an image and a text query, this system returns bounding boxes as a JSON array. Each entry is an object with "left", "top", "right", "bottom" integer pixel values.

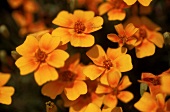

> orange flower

[
  {"left": 125, "top": 16, "right": 164, "bottom": 58},
  {"left": 52, "top": 10, "right": 103, "bottom": 47},
  {"left": 41, "top": 54, "right": 87, "bottom": 101},
  {"left": 96, "top": 70, "right": 133, "bottom": 108},
  {"left": 61, "top": 80, "right": 104, "bottom": 112},
  {"left": 134, "top": 92, "right": 170, "bottom": 112},
  {"left": 123, "top": 0, "right": 152, "bottom": 6},
  {"left": 83, "top": 44, "right": 132, "bottom": 85},
  {"left": 0, "top": 73, "right": 15, "bottom": 105},
  {"left": 98, "top": 0, "right": 129, "bottom": 21},
  {"left": 139, "top": 69, "right": 170, "bottom": 96},
  {"left": 15, "top": 32, "right": 69, "bottom": 86},
  {"left": 107, "top": 23, "right": 138, "bottom": 47}
]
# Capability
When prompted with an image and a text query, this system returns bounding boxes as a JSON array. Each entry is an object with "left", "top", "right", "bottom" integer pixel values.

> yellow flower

[
  {"left": 0, "top": 73, "right": 15, "bottom": 105},
  {"left": 83, "top": 44, "right": 132, "bottom": 85},
  {"left": 15, "top": 32, "right": 69, "bottom": 86},
  {"left": 123, "top": 0, "right": 152, "bottom": 6},
  {"left": 107, "top": 23, "right": 138, "bottom": 47},
  {"left": 98, "top": 0, "right": 129, "bottom": 21},
  {"left": 125, "top": 16, "right": 164, "bottom": 58},
  {"left": 96, "top": 70, "right": 133, "bottom": 108},
  {"left": 41, "top": 54, "right": 87, "bottom": 101},
  {"left": 52, "top": 10, "right": 103, "bottom": 47}
]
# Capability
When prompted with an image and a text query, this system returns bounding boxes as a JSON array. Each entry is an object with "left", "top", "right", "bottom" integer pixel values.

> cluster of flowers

[{"left": 1, "top": 0, "right": 170, "bottom": 112}]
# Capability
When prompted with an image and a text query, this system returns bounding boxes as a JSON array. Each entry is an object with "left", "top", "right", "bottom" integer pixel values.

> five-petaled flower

[
  {"left": 125, "top": 16, "right": 164, "bottom": 58},
  {"left": 52, "top": 10, "right": 103, "bottom": 47},
  {"left": 123, "top": 0, "right": 152, "bottom": 6},
  {"left": 0, "top": 73, "right": 15, "bottom": 105},
  {"left": 107, "top": 23, "right": 138, "bottom": 47},
  {"left": 83, "top": 44, "right": 132, "bottom": 85},
  {"left": 41, "top": 54, "right": 87, "bottom": 101},
  {"left": 96, "top": 70, "right": 134, "bottom": 108},
  {"left": 134, "top": 92, "right": 170, "bottom": 112},
  {"left": 98, "top": 0, "right": 129, "bottom": 21},
  {"left": 15, "top": 32, "right": 69, "bottom": 86}
]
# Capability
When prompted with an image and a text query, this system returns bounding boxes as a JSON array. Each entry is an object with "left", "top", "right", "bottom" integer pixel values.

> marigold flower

[
  {"left": 52, "top": 10, "right": 103, "bottom": 47},
  {"left": 41, "top": 54, "right": 87, "bottom": 101},
  {"left": 84, "top": 103, "right": 101, "bottom": 112},
  {"left": 134, "top": 92, "right": 170, "bottom": 112},
  {"left": 0, "top": 73, "right": 15, "bottom": 105},
  {"left": 107, "top": 23, "right": 138, "bottom": 47},
  {"left": 98, "top": 0, "right": 129, "bottom": 21},
  {"left": 15, "top": 32, "right": 69, "bottom": 86},
  {"left": 125, "top": 16, "right": 164, "bottom": 58},
  {"left": 83, "top": 44, "right": 132, "bottom": 85},
  {"left": 96, "top": 70, "right": 133, "bottom": 108},
  {"left": 123, "top": 0, "right": 152, "bottom": 6},
  {"left": 139, "top": 69, "right": 170, "bottom": 96}
]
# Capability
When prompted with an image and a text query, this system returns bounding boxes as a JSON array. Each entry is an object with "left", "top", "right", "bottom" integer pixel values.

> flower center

[
  {"left": 143, "top": 77, "right": 161, "bottom": 86},
  {"left": 119, "top": 34, "right": 128, "bottom": 44},
  {"left": 74, "top": 20, "right": 85, "bottom": 34},
  {"left": 103, "top": 59, "right": 113, "bottom": 70},
  {"left": 139, "top": 28, "right": 147, "bottom": 38},
  {"left": 35, "top": 49, "right": 47, "bottom": 62},
  {"left": 60, "top": 71, "right": 75, "bottom": 82}
]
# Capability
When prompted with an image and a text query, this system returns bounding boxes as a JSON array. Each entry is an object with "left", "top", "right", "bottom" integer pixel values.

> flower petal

[
  {"left": 0, "top": 87, "right": 15, "bottom": 105},
  {"left": 86, "top": 44, "right": 107, "bottom": 66},
  {"left": 114, "top": 24, "right": 125, "bottom": 37},
  {"left": 84, "top": 16, "right": 103, "bottom": 33},
  {"left": 123, "top": 0, "right": 136, "bottom": 5},
  {"left": 118, "top": 76, "right": 132, "bottom": 90},
  {"left": 125, "top": 23, "right": 138, "bottom": 37},
  {"left": 0, "top": 73, "right": 10, "bottom": 86},
  {"left": 134, "top": 92, "right": 158, "bottom": 111},
  {"left": 84, "top": 103, "right": 101, "bottom": 112},
  {"left": 107, "top": 69, "right": 121, "bottom": 88},
  {"left": 34, "top": 63, "right": 59, "bottom": 86},
  {"left": 102, "top": 106, "right": 123, "bottom": 112},
  {"left": 83, "top": 65, "right": 105, "bottom": 80},
  {"left": 16, "top": 35, "right": 39, "bottom": 56},
  {"left": 39, "top": 33, "right": 60, "bottom": 53},
  {"left": 98, "top": 2, "right": 113, "bottom": 15},
  {"left": 113, "top": 54, "right": 133, "bottom": 72},
  {"left": 70, "top": 33, "right": 95, "bottom": 47},
  {"left": 135, "top": 38, "right": 155, "bottom": 58},
  {"left": 156, "top": 93, "right": 165, "bottom": 108},
  {"left": 138, "top": 0, "right": 152, "bottom": 6},
  {"left": 108, "top": 9, "right": 126, "bottom": 21},
  {"left": 64, "top": 81, "right": 87, "bottom": 100},
  {"left": 95, "top": 84, "right": 112, "bottom": 94},
  {"left": 46, "top": 49, "right": 69, "bottom": 68},
  {"left": 107, "top": 47, "right": 127, "bottom": 61},
  {"left": 117, "top": 91, "right": 134, "bottom": 103},
  {"left": 41, "top": 81, "right": 65, "bottom": 99},
  {"left": 147, "top": 32, "right": 164, "bottom": 48},
  {"left": 74, "top": 10, "right": 94, "bottom": 21},
  {"left": 107, "top": 34, "right": 120, "bottom": 43},
  {"left": 52, "top": 27, "right": 72, "bottom": 45},
  {"left": 104, "top": 94, "right": 117, "bottom": 108},
  {"left": 52, "top": 10, "right": 74, "bottom": 28},
  {"left": 15, "top": 57, "right": 39, "bottom": 75},
  {"left": 161, "top": 75, "right": 170, "bottom": 94}
]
